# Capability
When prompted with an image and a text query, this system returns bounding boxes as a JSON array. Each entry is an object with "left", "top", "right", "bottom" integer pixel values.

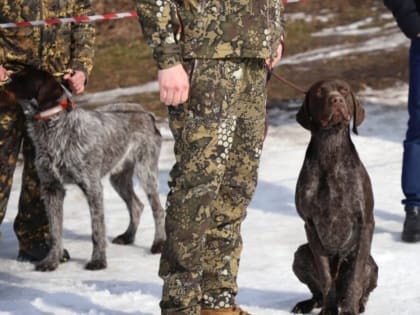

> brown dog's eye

[{"left": 339, "top": 87, "right": 349, "bottom": 96}]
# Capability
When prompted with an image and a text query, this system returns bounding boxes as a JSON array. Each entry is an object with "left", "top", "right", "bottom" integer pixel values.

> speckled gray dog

[{"left": 7, "top": 67, "right": 166, "bottom": 271}]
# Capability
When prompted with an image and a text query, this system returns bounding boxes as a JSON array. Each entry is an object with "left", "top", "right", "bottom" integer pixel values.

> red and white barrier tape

[
  {"left": 283, "top": 0, "right": 307, "bottom": 3},
  {"left": 0, "top": 1, "right": 308, "bottom": 29},
  {"left": 0, "top": 11, "right": 138, "bottom": 29}
]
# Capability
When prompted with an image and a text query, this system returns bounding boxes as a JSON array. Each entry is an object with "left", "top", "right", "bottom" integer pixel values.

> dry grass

[{"left": 89, "top": 0, "right": 406, "bottom": 116}]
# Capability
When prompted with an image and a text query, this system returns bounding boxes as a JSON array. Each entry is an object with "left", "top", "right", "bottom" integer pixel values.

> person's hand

[
  {"left": 265, "top": 41, "right": 284, "bottom": 69},
  {"left": 158, "top": 64, "right": 189, "bottom": 106},
  {"left": 64, "top": 70, "right": 86, "bottom": 95},
  {"left": 0, "top": 65, "right": 9, "bottom": 81}
]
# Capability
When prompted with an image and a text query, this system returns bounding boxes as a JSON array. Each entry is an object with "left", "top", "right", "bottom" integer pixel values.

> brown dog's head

[{"left": 296, "top": 79, "right": 365, "bottom": 134}]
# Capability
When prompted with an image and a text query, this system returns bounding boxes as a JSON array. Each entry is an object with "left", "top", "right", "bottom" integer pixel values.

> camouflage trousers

[
  {"left": 0, "top": 104, "right": 49, "bottom": 253},
  {"left": 159, "top": 58, "right": 268, "bottom": 315}
]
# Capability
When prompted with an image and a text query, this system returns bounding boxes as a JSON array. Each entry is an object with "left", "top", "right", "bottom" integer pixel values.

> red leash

[{"left": 267, "top": 67, "right": 307, "bottom": 94}]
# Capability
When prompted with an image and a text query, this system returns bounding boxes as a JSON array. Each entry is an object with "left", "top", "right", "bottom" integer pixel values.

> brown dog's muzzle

[{"left": 319, "top": 92, "right": 351, "bottom": 128}]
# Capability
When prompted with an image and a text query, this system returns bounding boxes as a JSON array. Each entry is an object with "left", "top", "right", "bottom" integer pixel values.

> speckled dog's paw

[
  {"left": 85, "top": 259, "right": 107, "bottom": 270},
  {"left": 35, "top": 256, "right": 60, "bottom": 272}
]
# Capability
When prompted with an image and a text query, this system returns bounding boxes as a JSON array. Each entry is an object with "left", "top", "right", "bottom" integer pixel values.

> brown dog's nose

[
  {"left": 329, "top": 94, "right": 345, "bottom": 106},
  {"left": 326, "top": 93, "right": 351, "bottom": 123}
]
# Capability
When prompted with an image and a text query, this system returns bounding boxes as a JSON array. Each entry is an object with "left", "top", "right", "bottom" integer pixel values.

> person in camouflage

[
  {"left": 137, "top": 1, "right": 285, "bottom": 314},
  {"left": 0, "top": 0, "right": 95, "bottom": 261}
]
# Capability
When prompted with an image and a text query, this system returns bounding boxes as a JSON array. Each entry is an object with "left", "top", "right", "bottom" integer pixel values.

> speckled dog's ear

[
  {"left": 0, "top": 88, "right": 17, "bottom": 109},
  {"left": 350, "top": 91, "right": 365, "bottom": 135},
  {"left": 8, "top": 66, "right": 62, "bottom": 108},
  {"left": 16, "top": 98, "right": 38, "bottom": 119},
  {"left": 296, "top": 92, "right": 312, "bottom": 130}
]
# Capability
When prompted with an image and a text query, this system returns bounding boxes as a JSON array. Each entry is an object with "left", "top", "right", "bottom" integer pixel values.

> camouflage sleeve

[
  {"left": 270, "top": 0, "right": 286, "bottom": 58},
  {"left": 0, "top": 16, "right": 31, "bottom": 67},
  {"left": 0, "top": 36, "right": 7, "bottom": 66},
  {"left": 276, "top": 1, "right": 286, "bottom": 41},
  {"left": 70, "top": 0, "right": 95, "bottom": 76},
  {"left": 280, "top": 1, "right": 286, "bottom": 36},
  {"left": 0, "top": 38, "right": 19, "bottom": 67},
  {"left": 136, "top": 0, "right": 182, "bottom": 69}
]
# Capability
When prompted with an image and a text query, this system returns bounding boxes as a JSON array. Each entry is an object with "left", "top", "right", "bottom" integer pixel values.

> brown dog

[{"left": 291, "top": 79, "right": 378, "bottom": 315}]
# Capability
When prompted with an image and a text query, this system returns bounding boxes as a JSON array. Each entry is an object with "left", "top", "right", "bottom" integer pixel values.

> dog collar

[
  {"left": 34, "top": 84, "right": 76, "bottom": 121},
  {"left": 34, "top": 97, "right": 75, "bottom": 121}
]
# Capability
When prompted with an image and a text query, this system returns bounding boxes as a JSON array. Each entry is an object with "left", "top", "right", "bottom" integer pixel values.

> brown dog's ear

[
  {"left": 350, "top": 91, "right": 365, "bottom": 135},
  {"left": 296, "top": 92, "right": 312, "bottom": 130}
]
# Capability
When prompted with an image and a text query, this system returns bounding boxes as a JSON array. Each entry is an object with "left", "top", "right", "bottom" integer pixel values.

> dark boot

[{"left": 402, "top": 205, "right": 420, "bottom": 243}]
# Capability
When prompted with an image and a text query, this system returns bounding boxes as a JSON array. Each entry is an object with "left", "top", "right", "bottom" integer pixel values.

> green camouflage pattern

[
  {"left": 0, "top": 0, "right": 95, "bottom": 75},
  {"left": 15, "top": 127, "right": 50, "bottom": 252},
  {"left": 0, "top": 105, "right": 49, "bottom": 252},
  {"left": 0, "top": 0, "right": 94, "bottom": 255},
  {"left": 159, "top": 59, "right": 267, "bottom": 314},
  {"left": 136, "top": 0, "right": 285, "bottom": 69},
  {"left": 0, "top": 106, "right": 23, "bottom": 226}
]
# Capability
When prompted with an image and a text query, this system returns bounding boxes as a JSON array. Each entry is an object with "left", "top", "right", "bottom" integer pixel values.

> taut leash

[{"left": 267, "top": 67, "right": 307, "bottom": 95}]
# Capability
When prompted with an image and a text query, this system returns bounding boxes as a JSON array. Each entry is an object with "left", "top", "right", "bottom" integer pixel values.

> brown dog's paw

[
  {"left": 291, "top": 297, "right": 320, "bottom": 314},
  {"left": 319, "top": 308, "right": 339, "bottom": 315}
]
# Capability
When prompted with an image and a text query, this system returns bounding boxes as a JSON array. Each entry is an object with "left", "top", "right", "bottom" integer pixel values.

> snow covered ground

[
  {"left": 1, "top": 12, "right": 420, "bottom": 315},
  {"left": 1, "top": 83, "right": 418, "bottom": 315}
]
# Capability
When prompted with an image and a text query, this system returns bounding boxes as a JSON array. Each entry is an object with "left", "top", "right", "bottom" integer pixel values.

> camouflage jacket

[
  {"left": 0, "top": 0, "right": 95, "bottom": 75},
  {"left": 137, "top": 0, "right": 285, "bottom": 69}
]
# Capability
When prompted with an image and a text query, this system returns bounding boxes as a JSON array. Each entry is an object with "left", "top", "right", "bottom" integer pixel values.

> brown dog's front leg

[
  {"left": 291, "top": 243, "right": 322, "bottom": 314},
  {"left": 340, "top": 223, "right": 374, "bottom": 315},
  {"left": 305, "top": 223, "right": 338, "bottom": 315}
]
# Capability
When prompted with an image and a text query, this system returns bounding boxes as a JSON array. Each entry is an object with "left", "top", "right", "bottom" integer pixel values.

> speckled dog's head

[{"left": 7, "top": 67, "right": 65, "bottom": 120}]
